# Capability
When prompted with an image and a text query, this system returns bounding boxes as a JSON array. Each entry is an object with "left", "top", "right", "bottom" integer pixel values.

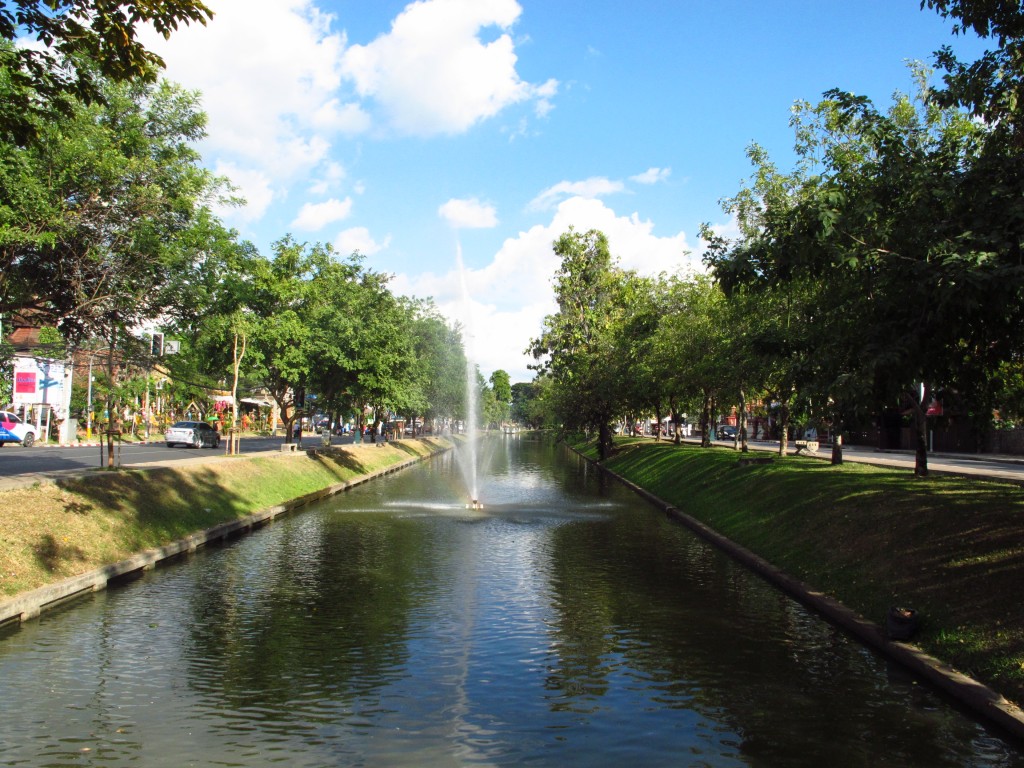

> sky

[{"left": 139, "top": 0, "right": 988, "bottom": 383}]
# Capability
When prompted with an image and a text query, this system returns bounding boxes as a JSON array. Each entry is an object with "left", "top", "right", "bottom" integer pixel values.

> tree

[
  {"left": 924, "top": 0, "right": 1024, "bottom": 145},
  {"left": 240, "top": 237, "right": 327, "bottom": 443},
  {"left": 337, "top": 270, "right": 418, "bottom": 435},
  {"left": 488, "top": 369, "right": 511, "bottom": 427},
  {"left": 706, "top": 69, "right": 1017, "bottom": 475},
  {"left": 0, "top": 1, "right": 212, "bottom": 143},
  {"left": 652, "top": 272, "right": 732, "bottom": 448},
  {"left": 0, "top": 66, "right": 227, "bottom": 345},
  {"left": 529, "top": 228, "right": 628, "bottom": 460},
  {"left": 408, "top": 304, "right": 468, "bottom": 432}
]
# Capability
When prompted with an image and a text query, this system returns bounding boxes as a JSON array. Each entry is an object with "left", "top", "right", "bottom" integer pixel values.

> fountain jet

[{"left": 455, "top": 239, "right": 480, "bottom": 506}]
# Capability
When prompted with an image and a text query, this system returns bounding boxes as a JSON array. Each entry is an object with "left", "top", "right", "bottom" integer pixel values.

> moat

[{"left": 1, "top": 435, "right": 1021, "bottom": 766}]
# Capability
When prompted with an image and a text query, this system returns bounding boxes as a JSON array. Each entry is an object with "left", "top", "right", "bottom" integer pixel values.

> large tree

[
  {"left": 407, "top": 304, "right": 468, "bottom": 432},
  {"left": 0, "top": 0, "right": 212, "bottom": 143},
  {"left": 0, "top": 63, "right": 226, "bottom": 345},
  {"left": 529, "top": 227, "right": 628, "bottom": 460}
]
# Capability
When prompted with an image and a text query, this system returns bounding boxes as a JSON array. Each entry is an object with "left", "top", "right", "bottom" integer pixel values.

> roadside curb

[{"left": 570, "top": 445, "right": 1024, "bottom": 743}]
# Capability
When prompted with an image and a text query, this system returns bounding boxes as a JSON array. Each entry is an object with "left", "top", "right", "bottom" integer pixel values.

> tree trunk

[
  {"left": 831, "top": 423, "right": 844, "bottom": 465},
  {"left": 912, "top": 384, "right": 930, "bottom": 477},
  {"left": 229, "top": 330, "right": 246, "bottom": 455},
  {"left": 700, "top": 393, "right": 712, "bottom": 448},
  {"left": 778, "top": 401, "right": 790, "bottom": 457},
  {"left": 105, "top": 326, "right": 117, "bottom": 469},
  {"left": 738, "top": 389, "right": 748, "bottom": 452},
  {"left": 598, "top": 421, "right": 612, "bottom": 461}
]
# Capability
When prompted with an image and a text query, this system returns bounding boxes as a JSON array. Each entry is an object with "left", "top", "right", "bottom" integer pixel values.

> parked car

[
  {"left": 165, "top": 420, "right": 221, "bottom": 449},
  {"left": 0, "top": 410, "right": 39, "bottom": 447},
  {"left": 716, "top": 425, "right": 737, "bottom": 440}
]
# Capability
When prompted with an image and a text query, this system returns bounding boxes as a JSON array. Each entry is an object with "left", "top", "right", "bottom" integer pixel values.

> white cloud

[
  {"left": 335, "top": 227, "right": 392, "bottom": 256},
  {"left": 340, "top": 0, "right": 556, "bottom": 136},
  {"left": 630, "top": 167, "right": 671, "bottom": 185},
  {"left": 144, "top": 0, "right": 555, "bottom": 240},
  {"left": 533, "top": 77, "right": 559, "bottom": 118},
  {"left": 310, "top": 98, "right": 372, "bottom": 134},
  {"left": 144, "top": 0, "right": 348, "bottom": 177},
  {"left": 214, "top": 161, "right": 274, "bottom": 223},
  {"left": 308, "top": 162, "right": 347, "bottom": 196},
  {"left": 394, "top": 196, "right": 699, "bottom": 382},
  {"left": 290, "top": 197, "right": 354, "bottom": 230},
  {"left": 527, "top": 177, "right": 626, "bottom": 211},
  {"left": 438, "top": 198, "right": 499, "bottom": 229}
]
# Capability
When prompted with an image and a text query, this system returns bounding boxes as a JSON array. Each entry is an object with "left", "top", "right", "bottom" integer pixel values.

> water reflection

[{"left": 0, "top": 435, "right": 1021, "bottom": 767}]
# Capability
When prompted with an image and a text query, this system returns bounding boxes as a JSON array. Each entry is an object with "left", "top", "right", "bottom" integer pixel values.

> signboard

[{"left": 12, "top": 357, "right": 65, "bottom": 414}]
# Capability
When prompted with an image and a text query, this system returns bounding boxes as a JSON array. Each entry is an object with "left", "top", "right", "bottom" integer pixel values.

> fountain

[{"left": 455, "top": 240, "right": 480, "bottom": 509}]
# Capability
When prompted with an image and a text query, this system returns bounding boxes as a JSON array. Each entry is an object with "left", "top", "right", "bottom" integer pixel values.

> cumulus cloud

[
  {"left": 439, "top": 198, "right": 499, "bottom": 229},
  {"left": 145, "top": 0, "right": 556, "bottom": 236},
  {"left": 290, "top": 198, "right": 354, "bottom": 230},
  {"left": 527, "top": 177, "right": 626, "bottom": 211},
  {"left": 394, "top": 195, "right": 700, "bottom": 381},
  {"left": 308, "top": 162, "right": 348, "bottom": 196},
  {"left": 213, "top": 161, "right": 274, "bottom": 223},
  {"left": 334, "top": 227, "right": 392, "bottom": 256},
  {"left": 144, "top": 0, "right": 348, "bottom": 170},
  {"left": 630, "top": 167, "right": 671, "bottom": 184},
  {"left": 341, "top": 0, "right": 556, "bottom": 136}
]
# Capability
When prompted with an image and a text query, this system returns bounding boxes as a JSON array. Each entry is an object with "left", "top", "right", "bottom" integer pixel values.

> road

[{"left": 3, "top": 433, "right": 1023, "bottom": 488}]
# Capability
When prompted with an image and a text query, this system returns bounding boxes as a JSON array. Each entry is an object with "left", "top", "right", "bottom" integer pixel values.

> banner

[{"left": 12, "top": 357, "right": 65, "bottom": 412}]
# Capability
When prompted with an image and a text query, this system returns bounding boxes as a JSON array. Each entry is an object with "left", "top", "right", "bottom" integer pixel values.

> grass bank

[
  {"left": 0, "top": 437, "right": 452, "bottom": 600},
  {"left": 573, "top": 435, "right": 1024, "bottom": 709}
]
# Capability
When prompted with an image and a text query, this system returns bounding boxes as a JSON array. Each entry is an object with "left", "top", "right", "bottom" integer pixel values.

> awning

[{"left": 240, "top": 396, "right": 275, "bottom": 407}]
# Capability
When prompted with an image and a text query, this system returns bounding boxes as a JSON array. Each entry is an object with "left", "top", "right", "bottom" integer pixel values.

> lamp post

[
  {"left": 85, "top": 347, "right": 110, "bottom": 440},
  {"left": 86, "top": 354, "right": 95, "bottom": 440}
]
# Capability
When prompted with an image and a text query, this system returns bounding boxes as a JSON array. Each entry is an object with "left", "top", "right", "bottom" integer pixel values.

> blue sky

[{"left": 141, "top": 0, "right": 987, "bottom": 383}]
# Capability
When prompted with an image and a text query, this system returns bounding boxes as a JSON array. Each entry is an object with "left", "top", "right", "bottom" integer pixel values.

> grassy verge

[
  {"left": 573, "top": 435, "right": 1024, "bottom": 708},
  {"left": 0, "top": 437, "right": 452, "bottom": 599}
]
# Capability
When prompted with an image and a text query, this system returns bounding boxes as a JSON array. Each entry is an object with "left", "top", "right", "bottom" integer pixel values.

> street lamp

[{"left": 85, "top": 347, "right": 109, "bottom": 440}]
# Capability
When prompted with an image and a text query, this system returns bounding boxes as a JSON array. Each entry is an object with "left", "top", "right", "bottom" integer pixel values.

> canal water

[{"left": 1, "top": 435, "right": 1022, "bottom": 767}]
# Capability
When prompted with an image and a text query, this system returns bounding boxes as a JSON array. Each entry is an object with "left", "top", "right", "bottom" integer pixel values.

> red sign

[{"left": 14, "top": 372, "right": 35, "bottom": 394}]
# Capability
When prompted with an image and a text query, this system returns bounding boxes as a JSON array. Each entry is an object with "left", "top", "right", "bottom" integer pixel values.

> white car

[
  {"left": 0, "top": 410, "right": 39, "bottom": 447},
  {"left": 165, "top": 420, "right": 221, "bottom": 449}
]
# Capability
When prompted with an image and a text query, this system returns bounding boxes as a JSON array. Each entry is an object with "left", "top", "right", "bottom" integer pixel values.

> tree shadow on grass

[
  {"left": 33, "top": 533, "right": 88, "bottom": 575},
  {"left": 57, "top": 467, "right": 254, "bottom": 553},
  {"left": 306, "top": 450, "right": 371, "bottom": 478},
  {"left": 387, "top": 441, "right": 424, "bottom": 458}
]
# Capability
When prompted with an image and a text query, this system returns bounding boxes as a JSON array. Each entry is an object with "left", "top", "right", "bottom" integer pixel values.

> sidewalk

[{"left": 665, "top": 435, "right": 1024, "bottom": 472}]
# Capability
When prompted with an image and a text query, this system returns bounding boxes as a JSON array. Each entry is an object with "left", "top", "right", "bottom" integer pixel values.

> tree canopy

[{"left": 0, "top": 0, "right": 212, "bottom": 143}]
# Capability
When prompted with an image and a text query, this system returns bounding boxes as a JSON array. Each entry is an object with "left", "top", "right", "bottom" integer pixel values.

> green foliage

[
  {"left": 0, "top": 61, "right": 228, "bottom": 345},
  {"left": 529, "top": 228, "right": 630, "bottom": 456},
  {"left": 0, "top": 1, "right": 212, "bottom": 144}
]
